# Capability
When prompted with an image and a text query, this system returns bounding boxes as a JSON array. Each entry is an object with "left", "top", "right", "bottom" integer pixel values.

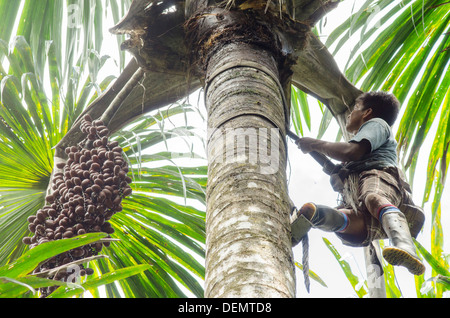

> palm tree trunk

[
  {"left": 204, "top": 41, "right": 294, "bottom": 298},
  {"left": 186, "top": 7, "right": 296, "bottom": 295}
]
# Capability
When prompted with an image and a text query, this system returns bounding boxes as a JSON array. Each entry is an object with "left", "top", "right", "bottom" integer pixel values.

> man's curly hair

[{"left": 356, "top": 91, "right": 400, "bottom": 126}]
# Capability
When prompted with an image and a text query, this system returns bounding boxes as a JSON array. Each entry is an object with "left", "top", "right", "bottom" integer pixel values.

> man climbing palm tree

[{"left": 291, "top": 91, "right": 426, "bottom": 276}]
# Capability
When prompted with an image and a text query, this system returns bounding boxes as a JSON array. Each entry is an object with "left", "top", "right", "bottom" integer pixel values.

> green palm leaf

[
  {"left": 322, "top": 237, "right": 367, "bottom": 297},
  {"left": 0, "top": 232, "right": 107, "bottom": 278},
  {"left": 0, "top": 233, "right": 151, "bottom": 298}
]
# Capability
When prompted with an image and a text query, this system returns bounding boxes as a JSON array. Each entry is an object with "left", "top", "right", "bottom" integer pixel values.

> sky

[{"left": 96, "top": 0, "right": 450, "bottom": 298}]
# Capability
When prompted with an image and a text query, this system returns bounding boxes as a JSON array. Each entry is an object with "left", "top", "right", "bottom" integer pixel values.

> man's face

[{"left": 346, "top": 101, "right": 371, "bottom": 134}]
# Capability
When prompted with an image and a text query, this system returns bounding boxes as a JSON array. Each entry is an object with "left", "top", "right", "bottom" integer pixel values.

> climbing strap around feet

[
  {"left": 291, "top": 206, "right": 310, "bottom": 293},
  {"left": 301, "top": 234, "right": 310, "bottom": 293}
]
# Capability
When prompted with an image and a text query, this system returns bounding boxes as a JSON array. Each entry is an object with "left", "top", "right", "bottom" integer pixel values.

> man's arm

[{"left": 296, "top": 137, "right": 371, "bottom": 163}]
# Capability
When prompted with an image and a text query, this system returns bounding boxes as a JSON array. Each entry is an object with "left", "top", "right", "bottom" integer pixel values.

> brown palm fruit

[{"left": 24, "top": 114, "right": 132, "bottom": 298}]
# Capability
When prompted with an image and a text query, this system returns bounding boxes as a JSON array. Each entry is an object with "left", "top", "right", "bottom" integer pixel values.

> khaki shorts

[{"left": 336, "top": 167, "right": 425, "bottom": 247}]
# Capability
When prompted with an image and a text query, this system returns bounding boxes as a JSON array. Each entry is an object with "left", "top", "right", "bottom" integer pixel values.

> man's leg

[
  {"left": 364, "top": 193, "right": 425, "bottom": 275},
  {"left": 291, "top": 203, "right": 367, "bottom": 244}
]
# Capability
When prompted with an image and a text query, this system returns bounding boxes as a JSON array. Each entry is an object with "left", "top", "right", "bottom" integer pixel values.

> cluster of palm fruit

[{"left": 22, "top": 114, "right": 132, "bottom": 297}]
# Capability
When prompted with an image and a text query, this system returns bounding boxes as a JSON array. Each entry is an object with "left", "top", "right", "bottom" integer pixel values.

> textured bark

[{"left": 204, "top": 41, "right": 294, "bottom": 298}]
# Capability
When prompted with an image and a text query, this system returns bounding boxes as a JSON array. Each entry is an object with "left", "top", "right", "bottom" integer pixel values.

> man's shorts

[{"left": 336, "top": 167, "right": 425, "bottom": 247}]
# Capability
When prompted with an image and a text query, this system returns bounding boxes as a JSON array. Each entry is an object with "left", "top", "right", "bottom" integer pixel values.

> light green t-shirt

[{"left": 344, "top": 118, "right": 398, "bottom": 173}]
